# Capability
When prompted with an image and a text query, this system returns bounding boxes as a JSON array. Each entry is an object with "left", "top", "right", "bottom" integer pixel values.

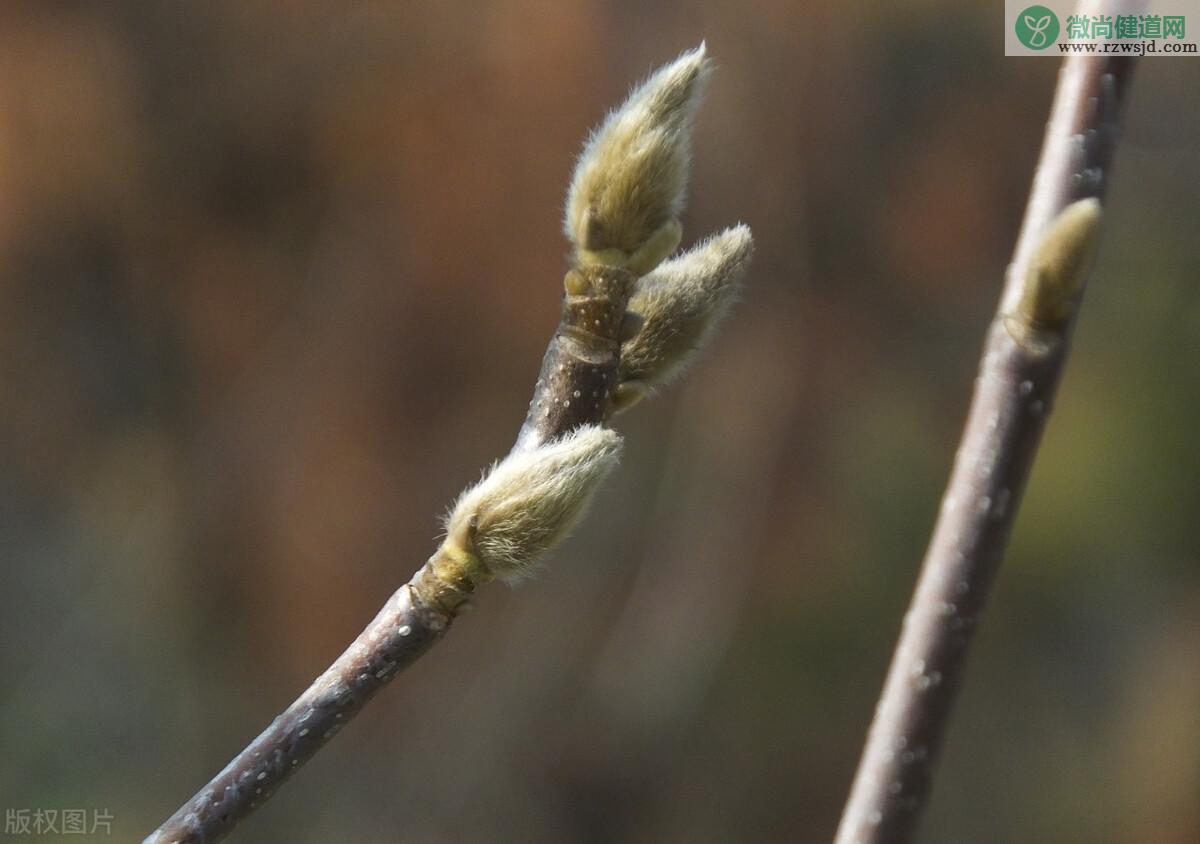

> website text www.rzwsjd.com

[{"left": 1058, "top": 39, "right": 1199, "bottom": 53}]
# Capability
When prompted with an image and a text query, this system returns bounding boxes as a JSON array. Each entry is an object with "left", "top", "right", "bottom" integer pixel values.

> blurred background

[{"left": 1, "top": 1, "right": 1197, "bottom": 841}]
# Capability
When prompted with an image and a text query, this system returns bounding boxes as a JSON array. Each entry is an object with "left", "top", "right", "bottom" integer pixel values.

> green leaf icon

[{"left": 1016, "top": 5, "right": 1060, "bottom": 50}]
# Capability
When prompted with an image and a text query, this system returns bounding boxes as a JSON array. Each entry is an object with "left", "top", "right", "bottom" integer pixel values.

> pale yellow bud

[
  {"left": 614, "top": 225, "right": 753, "bottom": 410},
  {"left": 1014, "top": 198, "right": 1103, "bottom": 331},
  {"left": 565, "top": 44, "right": 712, "bottom": 268},
  {"left": 444, "top": 426, "right": 622, "bottom": 581}
]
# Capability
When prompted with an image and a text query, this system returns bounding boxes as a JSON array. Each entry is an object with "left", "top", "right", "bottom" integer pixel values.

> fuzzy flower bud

[
  {"left": 614, "top": 225, "right": 753, "bottom": 411},
  {"left": 564, "top": 44, "right": 711, "bottom": 270},
  {"left": 443, "top": 426, "right": 622, "bottom": 582}
]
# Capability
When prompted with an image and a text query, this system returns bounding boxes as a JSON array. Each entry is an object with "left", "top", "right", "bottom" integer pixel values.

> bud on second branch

[{"left": 1008, "top": 198, "right": 1103, "bottom": 343}]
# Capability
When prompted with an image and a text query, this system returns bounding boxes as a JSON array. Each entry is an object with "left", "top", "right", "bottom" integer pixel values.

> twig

[
  {"left": 834, "top": 51, "right": 1137, "bottom": 844},
  {"left": 147, "top": 45, "right": 753, "bottom": 844},
  {"left": 144, "top": 271, "right": 632, "bottom": 844}
]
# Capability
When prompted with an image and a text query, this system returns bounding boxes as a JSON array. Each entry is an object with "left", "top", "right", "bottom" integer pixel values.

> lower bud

[{"left": 441, "top": 425, "right": 623, "bottom": 583}]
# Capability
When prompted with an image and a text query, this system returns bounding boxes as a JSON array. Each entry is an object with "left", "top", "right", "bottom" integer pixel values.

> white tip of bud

[
  {"left": 444, "top": 426, "right": 622, "bottom": 581},
  {"left": 565, "top": 44, "right": 712, "bottom": 266},
  {"left": 615, "top": 224, "right": 753, "bottom": 408}
]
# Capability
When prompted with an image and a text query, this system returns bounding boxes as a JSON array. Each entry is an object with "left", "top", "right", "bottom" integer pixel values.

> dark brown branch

[
  {"left": 515, "top": 265, "right": 634, "bottom": 451},
  {"left": 145, "top": 588, "right": 446, "bottom": 844},
  {"left": 834, "top": 53, "right": 1136, "bottom": 844},
  {"left": 146, "top": 265, "right": 635, "bottom": 844}
]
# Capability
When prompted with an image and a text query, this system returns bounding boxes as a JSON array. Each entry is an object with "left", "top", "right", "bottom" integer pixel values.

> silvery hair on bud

[
  {"left": 565, "top": 44, "right": 712, "bottom": 259},
  {"left": 444, "top": 426, "right": 622, "bottom": 581},
  {"left": 619, "top": 224, "right": 753, "bottom": 394}
]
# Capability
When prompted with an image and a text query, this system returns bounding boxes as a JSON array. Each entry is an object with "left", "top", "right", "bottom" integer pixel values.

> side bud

[
  {"left": 564, "top": 44, "right": 711, "bottom": 270},
  {"left": 1008, "top": 198, "right": 1102, "bottom": 344},
  {"left": 614, "top": 225, "right": 753, "bottom": 411},
  {"left": 443, "top": 426, "right": 622, "bottom": 582}
]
